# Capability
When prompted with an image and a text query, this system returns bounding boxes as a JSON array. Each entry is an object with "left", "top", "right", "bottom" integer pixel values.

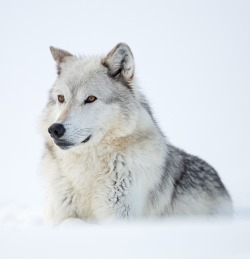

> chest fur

[
  {"left": 53, "top": 148, "right": 109, "bottom": 217},
  {"left": 46, "top": 142, "right": 166, "bottom": 221}
]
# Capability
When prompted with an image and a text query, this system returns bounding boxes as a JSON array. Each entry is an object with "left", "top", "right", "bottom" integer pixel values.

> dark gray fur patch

[
  {"left": 108, "top": 159, "right": 132, "bottom": 218},
  {"left": 149, "top": 145, "right": 231, "bottom": 213},
  {"left": 172, "top": 149, "right": 230, "bottom": 201},
  {"left": 148, "top": 145, "right": 181, "bottom": 206},
  {"left": 57, "top": 64, "right": 61, "bottom": 76}
]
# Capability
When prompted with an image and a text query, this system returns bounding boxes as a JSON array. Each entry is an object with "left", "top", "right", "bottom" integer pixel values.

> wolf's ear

[
  {"left": 50, "top": 46, "right": 73, "bottom": 75},
  {"left": 102, "top": 43, "right": 135, "bottom": 88}
]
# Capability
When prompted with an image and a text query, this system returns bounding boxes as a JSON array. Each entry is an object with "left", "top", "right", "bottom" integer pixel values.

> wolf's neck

[{"left": 99, "top": 107, "right": 166, "bottom": 154}]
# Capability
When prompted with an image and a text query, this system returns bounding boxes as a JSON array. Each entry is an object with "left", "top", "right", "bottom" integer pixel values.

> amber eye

[
  {"left": 85, "top": 96, "right": 97, "bottom": 104},
  {"left": 58, "top": 95, "right": 65, "bottom": 103}
]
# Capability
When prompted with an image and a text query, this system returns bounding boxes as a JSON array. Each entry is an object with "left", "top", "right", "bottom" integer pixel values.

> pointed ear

[
  {"left": 49, "top": 46, "right": 73, "bottom": 75},
  {"left": 102, "top": 43, "right": 135, "bottom": 88}
]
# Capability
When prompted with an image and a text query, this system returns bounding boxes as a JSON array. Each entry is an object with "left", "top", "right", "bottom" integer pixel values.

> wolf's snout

[{"left": 48, "top": 123, "right": 65, "bottom": 139}]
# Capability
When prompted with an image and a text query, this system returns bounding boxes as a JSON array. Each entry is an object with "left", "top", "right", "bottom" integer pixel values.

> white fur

[{"left": 39, "top": 43, "right": 232, "bottom": 224}]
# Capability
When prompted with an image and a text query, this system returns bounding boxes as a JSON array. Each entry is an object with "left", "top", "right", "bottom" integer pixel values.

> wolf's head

[{"left": 46, "top": 43, "right": 141, "bottom": 150}]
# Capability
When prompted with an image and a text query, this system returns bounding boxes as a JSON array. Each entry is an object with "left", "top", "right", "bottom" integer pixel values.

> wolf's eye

[
  {"left": 58, "top": 95, "right": 65, "bottom": 103},
  {"left": 85, "top": 96, "right": 97, "bottom": 104}
]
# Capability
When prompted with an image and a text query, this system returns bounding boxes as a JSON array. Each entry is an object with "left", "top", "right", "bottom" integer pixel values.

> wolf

[{"left": 39, "top": 43, "right": 232, "bottom": 223}]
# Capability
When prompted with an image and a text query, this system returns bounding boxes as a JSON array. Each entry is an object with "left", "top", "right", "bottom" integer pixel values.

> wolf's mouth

[
  {"left": 81, "top": 135, "right": 91, "bottom": 143},
  {"left": 53, "top": 135, "right": 91, "bottom": 150},
  {"left": 54, "top": 139, "right": 74, "bottom": 150}
]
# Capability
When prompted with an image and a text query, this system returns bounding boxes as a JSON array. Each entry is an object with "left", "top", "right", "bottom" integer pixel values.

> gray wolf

[{"left": 39, "top": 43, "right": 232, "bottom": 223}]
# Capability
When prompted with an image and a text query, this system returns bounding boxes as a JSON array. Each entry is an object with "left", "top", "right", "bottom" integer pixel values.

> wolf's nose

[{"left": 48, "top": 123, "right": 65, "bottom": 139}]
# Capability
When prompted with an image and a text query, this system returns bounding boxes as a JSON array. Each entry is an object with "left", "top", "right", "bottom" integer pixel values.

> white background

[
  {"left": 1, "top": 0, "right": 249, "bottom": 209},
  {"left": 0, "top": 1, "right": 250, "bottom": 257}
]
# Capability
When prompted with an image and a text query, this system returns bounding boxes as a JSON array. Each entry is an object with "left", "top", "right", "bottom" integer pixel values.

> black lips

[
  {"left": 54, "top": 139, "right": 73, "bottom": 150},
  {"left": 82, "top": 135, "right": 91, "bottom": 143}
]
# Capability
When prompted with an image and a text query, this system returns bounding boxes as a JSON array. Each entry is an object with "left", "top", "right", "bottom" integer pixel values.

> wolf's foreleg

[{"left": 92, "top": 154, "right": 137, "bottom": 220}]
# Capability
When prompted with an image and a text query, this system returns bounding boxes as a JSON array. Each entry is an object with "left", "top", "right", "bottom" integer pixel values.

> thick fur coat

[{"left": 39, "top": 43, "right": 232, "bottom": 223}]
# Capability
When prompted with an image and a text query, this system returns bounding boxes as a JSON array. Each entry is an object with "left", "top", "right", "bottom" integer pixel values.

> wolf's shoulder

[
  {"left": 166, "top": 144, "right": 230, "bottom": 197},
  {"left": 168, "top": 144, "right": 217, "bottom": 175}
]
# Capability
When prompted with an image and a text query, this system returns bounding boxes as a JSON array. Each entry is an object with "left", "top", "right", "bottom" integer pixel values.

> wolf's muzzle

[{"left": 48, "top": 123, "right": 65, "bottom": 139}]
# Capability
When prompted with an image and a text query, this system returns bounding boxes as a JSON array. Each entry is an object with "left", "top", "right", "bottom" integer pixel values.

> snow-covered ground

[
  {"left": 0, "top": 0, "right": 249, "bottom": 258},
  {"left": 0, "top": 205, "right": 250, "bottom": 259}
]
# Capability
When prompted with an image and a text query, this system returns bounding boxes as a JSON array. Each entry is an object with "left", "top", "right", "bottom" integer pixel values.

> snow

[
  {"left": 0, "top": 207, "right": 250, "bottom": 259},
  {"left": 0, "top": 206, "right": 250, "bottom": 259},
  {"left": 0, "top": 0, "right": 250, "bottom": 258},
  {"left": 0, "top": 205, "right": 250, "bottom": 259}
]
